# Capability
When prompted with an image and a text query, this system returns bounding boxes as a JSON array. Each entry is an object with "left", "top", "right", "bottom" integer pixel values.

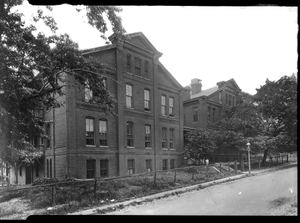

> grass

[
  {"left": 2, "top": 160, "right": 292, "bottom": 218},
  {"left": 268, "top": 197, "right": 297, "bottom": 216}
]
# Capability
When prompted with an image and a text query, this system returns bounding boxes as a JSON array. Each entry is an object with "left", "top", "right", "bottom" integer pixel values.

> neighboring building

[
  {"left": 183, "top": 78, "right": 242, "bottom": 163},
  {"left": 41, "top": 32, "right": 184, "bottom": 181}
]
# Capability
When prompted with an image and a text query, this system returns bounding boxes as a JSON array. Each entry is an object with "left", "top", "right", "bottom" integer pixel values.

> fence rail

[{"left": 0, "top": 154, "right": 296, "bottom": 207}]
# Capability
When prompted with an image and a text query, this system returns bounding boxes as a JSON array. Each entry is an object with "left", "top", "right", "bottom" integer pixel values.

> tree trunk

[{"left": 262, "top": 149, "right": 268, "bottom": 167}]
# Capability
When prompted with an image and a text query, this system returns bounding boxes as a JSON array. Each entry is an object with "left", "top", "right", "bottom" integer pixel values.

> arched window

[
  {"left": 127, "top": 122, "right": 134, "bottom": 147},
  {"left": 169, "top": 97, "right": 174, "bottom": 116},
  {"left": 126, "top": 83, "right": 133, "bottom": 108},
  {"left": 161, "top": 95, "right": 167, "bottom": 115},
  {"left": 86, "top": 117, "right": 95, "bottom": 146},
  {"left": 169, "top": 128, "right": 174, "bottom": 149},
  {"left": 99, "top": 119, "right": 108, "bottom": 146},
  {"left": 127, "top": 54, "right": 131, "bottom": 72},
  {"left": 145, "top": 125, "right": 151, "bottom": 148},
  {"left": 144, "top": 89, "right": 150, "bottom": 111},
  {"left": 162, "top": 127, "right": 167, "bottom": 149}
]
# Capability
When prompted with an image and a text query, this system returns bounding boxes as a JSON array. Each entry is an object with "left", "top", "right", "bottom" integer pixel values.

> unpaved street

[{"left": 107, "top": 167, "right": 297, "bottom": 215}]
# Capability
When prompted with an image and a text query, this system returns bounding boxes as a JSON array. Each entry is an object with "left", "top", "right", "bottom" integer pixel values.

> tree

[
  {"left": 0, "top": 1, "right": 126, "bottom": 183},
  {"left": 254, "top": 74, "right": 297, "bottom": 151},
  {"left": 184, "top": 128, "right": 216, "bottom": 165},
  {"left": 210, "top": 130, "right": 244, "bottom": 153},
  {"left": 217, "top": 91, "right": 264, "bottom": 138}
]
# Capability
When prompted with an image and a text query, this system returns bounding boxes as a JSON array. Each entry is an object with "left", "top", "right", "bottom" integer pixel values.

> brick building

[
  {"left": 183, "top": 78, "right": 242, "bottom": 163},
  {"left": 41, "top": 32, "right": 184, "bottom": 181}
]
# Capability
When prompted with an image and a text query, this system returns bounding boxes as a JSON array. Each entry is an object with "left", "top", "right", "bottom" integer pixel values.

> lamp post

[{"left": 247, "top": 142, "right": 251, "bottom": 174}]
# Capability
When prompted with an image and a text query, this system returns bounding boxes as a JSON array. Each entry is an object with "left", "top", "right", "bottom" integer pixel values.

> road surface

[{"left": 107, "top": 167, "right": 297, "bottom": 215}]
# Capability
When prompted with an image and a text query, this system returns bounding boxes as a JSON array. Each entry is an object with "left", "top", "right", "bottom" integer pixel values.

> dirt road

[{"left": 107, "top": 167, "right": 297, "bottom": 215}]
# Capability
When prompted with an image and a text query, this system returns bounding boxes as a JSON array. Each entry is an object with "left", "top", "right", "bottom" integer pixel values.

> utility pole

[
  {"left": 247, "top": 142, "right": 251, "bottom": 174},
  {"left": 52, "top": 92, "right": 56, "bottom": 178}
]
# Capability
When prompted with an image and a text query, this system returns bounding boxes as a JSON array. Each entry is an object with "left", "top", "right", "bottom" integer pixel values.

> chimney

[
  {"left": 190, "top": 78, "right": 202, "bottom": 95},
  {"left": 182, "top": 86, "right": 191, "bottom": 101},
  {"left": 217, "top": 81, "right": 226, "bottom": 88}
]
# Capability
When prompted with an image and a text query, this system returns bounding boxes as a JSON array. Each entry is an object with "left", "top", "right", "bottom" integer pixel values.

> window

[
  {"left": 46, "top": 123, "right": 51, "bottom": 149},
  {"left": 146, "top": 159, "right": 152, "bottom": 172},
  {"left": 126, "top": 84, "right": 133, "bottom": 108},
  {"left": 145, "top": 125, "right": 151, "bottom": 148},
  {"left": 86, "top": 118, "right": 94, "bottom": 146},
  {"left": 50, "top": 159, "right": 52, "bottom": 178},
  {"left": 19, "top": 166, "right": 22, "bottom": 176},
  {"left": 86, "top": 159, "right": 96, "bottom": 179},
  {"left": 144, "top": 89, "right": 150, "bottom": 111},
  {"left": 169, "top": 97, "right": 174, "bottom": 117},
  {"left": 170, "top": 159, "right": 175, "bottom": 169},
  {"left": 193, "top": 107, "right": 198, "bottom": 122},
  {"left": 226, "top": 93, "right": 228, "bottom": 105},
  {"left": 144, "top": 61, "right": 149, "bottom": 78},
  {"left": 135, "top": 57, "right": 141, "bottom": 76},
  {"left": 162, "top": 127, "right": 167, "bottom": 149},
  {"left": 99, "top": 119, "right": 108, "bottom": 146},
  {"left": 47, "top": 159, "right": 49, "bottom": 178},
  {"left": 127, "top": 54, "right": 131, "bottom": 72},
  {"left": 229, "top": 95, "right": 232, "bottom": 106},
  {"left": 100, "top": 159, "right": 109, "bottom": 178},
  {"left": 161, "top": 95, "right": 166, "bottom": 115},
  {"left": 85, "top": 82, "right": 93, "bottom": 102},
  {"left": 169, "top": 128, "right": 174, "bottom": 149},
  {"left": 208, "top": 106, "right": 211, "bottom": 122},
  {"left": 127, "top": 122, "right": 134, "bottom": 147},
  {"left": 162, "top": 159, "right": 168, "bottom": 171},
  {"left": 212, "top": 108, "right": 216, "bottom": 123},
  {"left": 127, "top": 159, "right": 135, "bottom": 175},
  {"left": 40, "top": 136, "right": 44, "bottom": 146}
]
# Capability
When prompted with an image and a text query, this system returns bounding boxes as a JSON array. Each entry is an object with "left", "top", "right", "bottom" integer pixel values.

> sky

[{"left": 16, "top": 2, "right": 298, "bottom": 95}]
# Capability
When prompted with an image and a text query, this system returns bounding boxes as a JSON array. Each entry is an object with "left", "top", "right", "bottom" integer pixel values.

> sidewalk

[{"left": 69, "top": 161, "right": 297, "bottom": 215}]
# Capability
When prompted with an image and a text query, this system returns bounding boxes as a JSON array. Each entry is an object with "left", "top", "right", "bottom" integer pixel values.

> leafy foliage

[
  {"left": 216, "top": 91, "right": 263, "bottom": 137},
  {"left": 184, "top": 128, "right": 216, "bottom": 164},
  {"left": 254, "top": 74, "right": 297, "bottom": 148},
  {"left": 0, "top": 1, "right": 126, "bottom": 167}
]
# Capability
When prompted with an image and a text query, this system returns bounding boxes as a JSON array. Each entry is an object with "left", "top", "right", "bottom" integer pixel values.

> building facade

[
  {"left": 183, "top": 78, "right": 242, "bottom": 163},
  {"left": 183, "top": 78, "right": 240, "bottom": 131},
  {"left": 42, "top": 32, "right": 184, "bottom": 180}
]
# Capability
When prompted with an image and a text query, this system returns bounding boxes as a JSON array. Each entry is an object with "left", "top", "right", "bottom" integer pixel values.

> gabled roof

[
  {"left": 158, "top": 61, "right": 183, "bottom": 89},
  {"left": 191, "top": 85, "right": 218, "bottom": 99},
  {"left": 190, "top": 78, "right": 241, "bottom": 99},
  {"left": 81, "top": 44, "right": 115, "bottom": 55},
  {"left": 126, "top": 32, "right": 163, "bottom": 57}
]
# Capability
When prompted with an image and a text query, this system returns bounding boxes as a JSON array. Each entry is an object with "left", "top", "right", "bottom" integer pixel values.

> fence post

[
  {"left": 259, "top": 160, "right": 261, "bottom": 170},
  {"left": 287, "top": 154, "right": 288, "bottom": 163},
  {"left": 174, "top": 170, "right": 177, "bottom": 184},
  {"left": 241, "top": 159, "right": 244, "bottom": 172},
  {"left": 153, "top": 171, "right": 157, "bottom": 186},
  {"left": 219, "top": 163, "right": 222, "bottom": 177},
  {"left": 277, "top": 156, "right": 278, "bottom": 165},
  {"left": 282, "top": 156, "right": 283, "bottom": 164},
  {"left": 192, "top": 167, "right": 194, "bottom": 180},
  {"left": 234, "top": 160, "right": 237, "bottom": 174},
  {"left": 228, "top": 162, "right": 230, "bottom": 171},
  {"left": 52, "top": 185, "right": 56, "bottom": 206},
  {"left": 94, "top": 178, "right": 97, "bottom": 199}
]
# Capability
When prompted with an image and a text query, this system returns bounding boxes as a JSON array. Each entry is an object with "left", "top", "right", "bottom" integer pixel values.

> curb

[{"left": 68, "top": 162, "right": 297, "bottom": 215}]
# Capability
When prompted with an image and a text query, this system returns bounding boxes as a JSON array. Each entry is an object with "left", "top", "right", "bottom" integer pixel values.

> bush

[{"left": 32, "top": 177, "right": 59, "bottom": 186}]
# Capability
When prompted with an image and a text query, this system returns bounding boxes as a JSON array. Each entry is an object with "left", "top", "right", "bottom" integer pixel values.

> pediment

[
  {"left": 226, "top": 78, "right": 241, "bottom": 91},
  {"left": 126, "top": 32, "right": 162, "bottom": 56}
]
